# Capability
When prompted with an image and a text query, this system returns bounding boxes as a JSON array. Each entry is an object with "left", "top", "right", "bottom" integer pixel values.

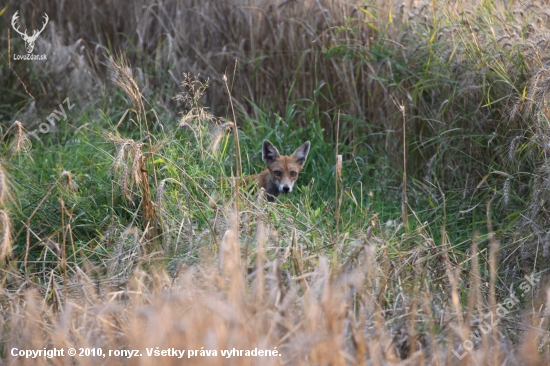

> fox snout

[{"left": 276, "top": 179, "right": 293, "bottom": 194}]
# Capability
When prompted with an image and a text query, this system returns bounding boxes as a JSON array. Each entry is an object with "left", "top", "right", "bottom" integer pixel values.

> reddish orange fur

[{"left": 245, "top": 140, "right": 310, "bottom": 202}]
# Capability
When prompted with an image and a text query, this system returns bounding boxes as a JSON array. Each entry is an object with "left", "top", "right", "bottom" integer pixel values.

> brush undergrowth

[{"left": 1, "top": 0, "right": 550, "bottom": 364}]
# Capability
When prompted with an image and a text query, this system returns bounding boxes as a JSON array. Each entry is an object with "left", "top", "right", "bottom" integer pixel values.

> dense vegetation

[{"left": 1, "top": 0, "right": 549, "bottom": 364}]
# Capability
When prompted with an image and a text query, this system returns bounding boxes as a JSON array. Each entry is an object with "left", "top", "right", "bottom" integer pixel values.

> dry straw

[
  {"left": 61, "top": 170, "right": 79, "bottom": 192},
  {"left": 3, "top": 1, "right": 550, "bottom": 363},
  {"left": 0, "top": 210, "right": 11, "bottom": 262},
  {"left": 0, "top": 164, "right": 5, "bottom": 206},
  {"left": 107, "top": 56, "right": 144, "bottom": 115}
]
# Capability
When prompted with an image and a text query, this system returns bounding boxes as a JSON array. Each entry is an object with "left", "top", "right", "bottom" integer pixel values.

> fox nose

[{"left": 282, "top": 186, "right": 290, "bottom": 193}]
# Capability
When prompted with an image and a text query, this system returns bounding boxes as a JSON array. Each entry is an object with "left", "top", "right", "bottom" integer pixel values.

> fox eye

[
  {"left": 274, "top": 171, "right": 282, "bottom": 177},
  {"left": 290, "top": 171, "right": 297, "bottom": 177}
]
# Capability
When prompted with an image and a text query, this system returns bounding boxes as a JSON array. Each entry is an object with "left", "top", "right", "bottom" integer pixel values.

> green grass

[
  {"left": 0, "top": 80, "right": 507, "bottom": 273},
  {"left": 2, "top": 0, "right": 550, "bottom": 362}
]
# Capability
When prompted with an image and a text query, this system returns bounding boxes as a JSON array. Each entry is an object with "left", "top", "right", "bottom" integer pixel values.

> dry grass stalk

[
  {"left": 223, "top": 73, "right": 242, "bottom": 179},
  {"left": 219, "top": 212, "right": 243, "bottom": 303},
  {"left": 0, "top": 210, "right": 12, "bottom": 262},
  {"left": 2, "top": 1, "right": 550, "bottom": 363},
  {"left": 112, "top": 139, "right": 133, "bottom": 171},
  {"left": 155, "top": 177, "right": 186, "bottom": 250},
  {"left": 61, "top": 170, "right": 78, "bottom": 192},
  {"left": 1, "top": 225, "right": 547, "bottom": 364},
  {"left": 210, "top": 121, "right": 234, "bottom": 155},
  {"left": 8, "top": 121, "right": 32, "bottom": 156},
  {"left": 0, "top": 164, "right": 5, "bottom": 206},
  {"left": 487, "top": 204, "right": 501, "bottom": 365},
  {"left": 131, "top": 142, "right": 144, "bottom": 188},
  {"left": 140, "top": 155, "right": 162, "bottom": 249},
  {"left": 107, "top": 56, "right": 144, "bottom": 115},
  {"left": 254, "top": 218, "right": 266, "bottom": 303},
  {"left": 110, "top": 226, "right": 141, "bottom": 278},
  {"left": 108, "top": 134, "right": 162, "bottom": 250},
  {"left": 176, "top": 73, "right": 217, "bottom": 127}
]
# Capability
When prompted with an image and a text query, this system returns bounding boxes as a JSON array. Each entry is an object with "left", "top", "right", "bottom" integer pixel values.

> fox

[{"left": 247, "top": 140, "right": 311, "bottom": 202}]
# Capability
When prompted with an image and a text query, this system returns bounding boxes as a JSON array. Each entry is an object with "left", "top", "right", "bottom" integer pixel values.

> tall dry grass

[
  {"left": 3, "top": 0, "right": 550, "bottom": 195},
  {"left": 3, "top": 195, "right": 549, "bottom": 365},
  {"left": 3, "top": 0, "right": 550, "bottom": 364}
]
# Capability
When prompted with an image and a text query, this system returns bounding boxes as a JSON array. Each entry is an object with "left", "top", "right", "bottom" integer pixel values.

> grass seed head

[{"left": 107, "top": 57, "right": 144, "bottom": 115}]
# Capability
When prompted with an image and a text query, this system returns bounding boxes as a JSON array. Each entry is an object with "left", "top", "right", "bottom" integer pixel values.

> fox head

[{"left": 262, "top": 140, "right": 310, "bottom": 194}]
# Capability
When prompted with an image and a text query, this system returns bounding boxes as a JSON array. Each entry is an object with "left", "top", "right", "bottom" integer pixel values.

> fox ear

[
  {"left": 262, "top": 140, "right": 280, "bottom": 164},
  {"left": 292, "top": 141, "right": 310, "bottom": 167}
]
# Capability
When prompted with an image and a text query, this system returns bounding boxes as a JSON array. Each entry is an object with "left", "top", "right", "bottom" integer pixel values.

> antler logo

[{"left": 11, "top": 11, "right": 49, "bottom": 54}]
